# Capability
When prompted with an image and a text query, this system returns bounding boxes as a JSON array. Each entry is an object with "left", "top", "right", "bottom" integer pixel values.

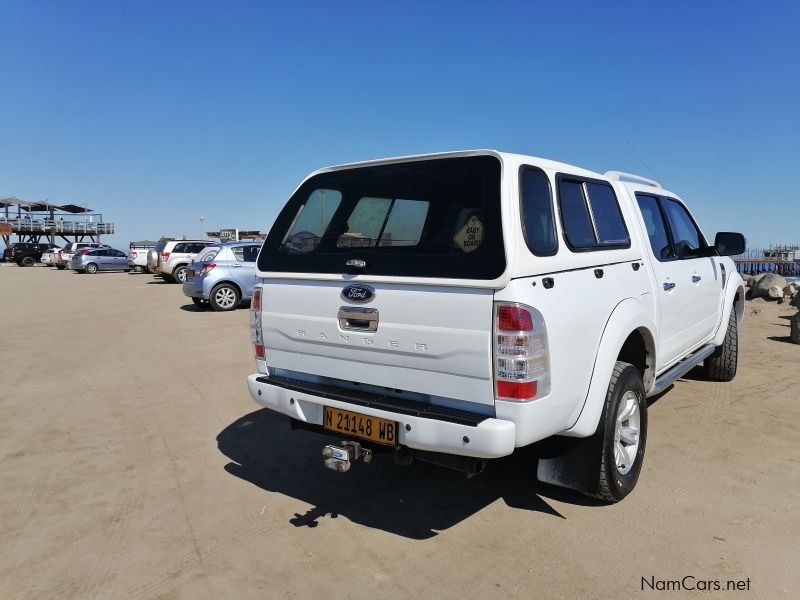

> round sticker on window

[{"left": 453, "top": 215, "right": 483, "bottom": 253}]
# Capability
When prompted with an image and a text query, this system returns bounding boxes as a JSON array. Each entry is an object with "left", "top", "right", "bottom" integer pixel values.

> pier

[{"left": 1, "top": 197, "right": 115, "bottom": 251}]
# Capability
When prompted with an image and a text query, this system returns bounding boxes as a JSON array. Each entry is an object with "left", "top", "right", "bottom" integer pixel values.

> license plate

[{"left": 323, "top": 407, "right": 397, "bottom": 446}]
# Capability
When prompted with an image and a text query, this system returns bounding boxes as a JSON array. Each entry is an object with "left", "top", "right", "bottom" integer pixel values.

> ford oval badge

[{"left": 341, "top": 284, "right": 375, "bottom": 304}]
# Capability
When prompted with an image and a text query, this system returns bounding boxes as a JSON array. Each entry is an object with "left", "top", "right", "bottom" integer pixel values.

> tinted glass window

[
  {"left": 636, "top": 194, "right": 672, "bottom": 260},
  {"left": 243, "top": 245, "right": 259, "bottom": 262},
  {"left": 520, "top": 168, "right": 556, "bottom": 255},
  {"left": 173, "top": 243, "right": 186, "bottom": 252},
  {"left": 558, "top": 180, "right": 595, "bottom": 248},
  {"left": 232, "top": 246, "right": 245, "bottom": 261},
  {"left": 282, "top": 189, "right": 343, "bottom": 253},
  {"left": 113, "top": 250, "right": 126, "bottom": 257},
  {"left": 378, "top": 199, "right": 428, "bottom": 247},
  {"left": 261, "top": 156, "right": 504, "bottom": 279},
  {"left": 195, "top": 246, "right": 220, "bottom": 263},
  {"left": 663, "top": 198, "right": 704, "bottom": 258},
  {"left": 585, "top": 182, "right": 629, "bottom": 244}
]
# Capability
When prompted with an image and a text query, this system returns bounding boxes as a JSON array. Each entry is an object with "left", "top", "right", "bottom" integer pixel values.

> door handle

[
  {"left": 338, "top": 306, "right": 379, "bottom": 332},
  {"left": 232, "top": 263, "right": 243, "bottom": 268},
  {"left": 692, "top": 275, "right": 701, "bottom": 283},
  {"left": 663, "top": 282, "right": 676, "bottom": 291}
]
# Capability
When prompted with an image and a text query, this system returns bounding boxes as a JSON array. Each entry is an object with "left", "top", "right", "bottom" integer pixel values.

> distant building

[{"left": 763, "top": 247, "right": 799, "bottom": 261}]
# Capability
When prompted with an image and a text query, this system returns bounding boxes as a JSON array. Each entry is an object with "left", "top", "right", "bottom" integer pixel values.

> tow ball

[{"left": 322, "top": 441, "right": 372, "bottom": 472}]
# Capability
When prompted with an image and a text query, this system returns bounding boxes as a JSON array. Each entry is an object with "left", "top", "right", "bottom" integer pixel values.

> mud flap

[{"left": 536, "top": 430, "right": 604, "bottom": 495}]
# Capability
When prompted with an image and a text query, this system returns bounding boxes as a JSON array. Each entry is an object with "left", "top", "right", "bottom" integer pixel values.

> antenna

[{"left": 626, "top": 141, "right": 658, "bottom": 180}]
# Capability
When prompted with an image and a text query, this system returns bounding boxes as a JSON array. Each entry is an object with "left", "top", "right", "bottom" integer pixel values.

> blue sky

[{"left": 1, "top": 0, "right": 798, "bottom": 249}]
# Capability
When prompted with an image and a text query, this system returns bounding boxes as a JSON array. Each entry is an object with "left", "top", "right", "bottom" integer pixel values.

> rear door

[{"left": 257, "top": 156, "right": 504, "bottom": 406}]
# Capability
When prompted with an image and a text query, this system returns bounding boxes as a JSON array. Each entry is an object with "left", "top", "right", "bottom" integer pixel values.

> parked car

[
  {"left": 182, "top": 241, "right": 261, "bottom": 310},
  {"left": 6, "top": 242, "right": 59, "bottom": 266},
  {"left": 245, "top": 150, "right": 746, "bottom": 502},
  {"left": 41, "top": 247, "right": 62, "bottom": 266},
  {"left": 148, "top": 239, "right": 217, "bottom": 283},
  {"left": 69, "top": 247, "right": 132, "bottom": 273},
  {"left": 56, "top": 242, "right": 109, "bottom": 269},
  {"left": 128, "top": 240, "right": 158, "bottom": 273}
]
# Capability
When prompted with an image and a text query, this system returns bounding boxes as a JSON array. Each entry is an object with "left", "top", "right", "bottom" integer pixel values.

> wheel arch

[
  {"left": 712, "top": 274, "right": 746, "bottom": 347},
  {"left": 211, "top": 279, "right": 243, "bottom": 296},
  {"left": 561, "top": 297, "right": 657, "bottom": 438}
]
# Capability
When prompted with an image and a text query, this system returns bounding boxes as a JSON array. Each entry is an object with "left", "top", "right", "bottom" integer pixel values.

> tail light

[
  {"left": 494, "top": 302, "right": 550, "bottom": 401},
  {"left": 131, "top": 250, "right": 137, "bottom": 257},
  {"left": 198, "top": 262, "right": 216, "bottom": 275},
  {"left": 250, "top": 287, "right": 266, "bottom": 371},
  {"left": 161, "top": 252, "right": 170, "bottom": 260}
]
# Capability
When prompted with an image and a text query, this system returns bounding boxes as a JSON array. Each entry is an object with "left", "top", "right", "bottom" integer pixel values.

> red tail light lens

[
  {"left": 199, "top": 262, "right": 216, "bottom": 275},
  {"left": 161, "top": 252, "right": 170, "bottom": 260},
  {"left": 250, "top": 286, "right": 266, "bottom": 371},
  {"left": 494, "top": 302, "right": 550, "bottom": 402},
  {"left": 131, "top": 250, "right": 137, "bottom": 257},
  {"left": 497, "top": 380, "right": 538, "bottom": 399},
  {"left": 497, "top": 305, "right": 534, "bottom": 331}
]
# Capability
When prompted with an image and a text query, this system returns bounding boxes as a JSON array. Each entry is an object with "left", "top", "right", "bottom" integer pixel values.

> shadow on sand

[{"left": 217, "top": 408, "right": 608, "bottom": 540}]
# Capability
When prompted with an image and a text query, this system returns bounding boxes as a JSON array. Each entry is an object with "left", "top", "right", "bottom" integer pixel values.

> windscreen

[{"left": 259, "top": 156, "right": 504, "bottom": 279}]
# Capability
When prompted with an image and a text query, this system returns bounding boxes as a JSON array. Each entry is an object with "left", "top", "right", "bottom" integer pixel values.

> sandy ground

[{"left": 0, "top": 264, "right": 798, "bottom": 600}]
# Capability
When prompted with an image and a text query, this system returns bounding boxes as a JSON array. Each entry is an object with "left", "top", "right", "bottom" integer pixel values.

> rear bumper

[
  {"left": 246, "top": 374, "right": 516, "bottom": 459},
  {"left": 182, "top": 276, "right": 210, "bottom": 299}
]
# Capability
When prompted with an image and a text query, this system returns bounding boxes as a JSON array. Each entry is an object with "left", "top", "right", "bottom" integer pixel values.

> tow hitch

[{"left": 322, "top": 441, "right": 373, "bottom": 472}]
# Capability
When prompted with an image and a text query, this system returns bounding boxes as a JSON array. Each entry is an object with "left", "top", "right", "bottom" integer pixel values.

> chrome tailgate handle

[{"left": 338, "top": 307, "right": 379, "bottom": 332}]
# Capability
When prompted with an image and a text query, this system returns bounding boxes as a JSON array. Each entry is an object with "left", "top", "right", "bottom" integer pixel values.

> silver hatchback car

[
  {"left": 69, "top": 247, "right": 131, "bottom": 273},
  {"left": 182, "top": 241, "right": 261, "bottom": 311}
]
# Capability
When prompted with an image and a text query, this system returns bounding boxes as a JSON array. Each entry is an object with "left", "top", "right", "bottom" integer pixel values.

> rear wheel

[
  {"left": 173, "top": 265, "right": 188, "bottom": 284},
  {"left": 21, "top": 256, "right": 35, "bottom": 267},
  {"left": 56, "top": 264, "right": 66, "bottom": 270},
  {"left": 704, "top": 310, "right": 738, "bottom": 382},
  {"left": 593, "top": 361, "right": 648, "bottom": 503},
  {"left": 85, "top": 263, "right": 98, "bottom": 274},
  {"left": 210, "top": 284, "right": 240, "bottom": 311}
]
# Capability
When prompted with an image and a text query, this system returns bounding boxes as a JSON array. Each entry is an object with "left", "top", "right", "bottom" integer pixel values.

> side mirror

[{"left": 714, "top": 232, "right": 746, "bottom": 256}]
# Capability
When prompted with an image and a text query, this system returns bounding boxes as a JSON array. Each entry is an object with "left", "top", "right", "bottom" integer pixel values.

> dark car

[{"left": 7, "top": 242, "right": 58, "bottom": 267}]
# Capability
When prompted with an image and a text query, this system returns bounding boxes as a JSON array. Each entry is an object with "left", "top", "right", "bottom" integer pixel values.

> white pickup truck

[{"left": 246, "top": 150, "right": 746, "bottom": 502}]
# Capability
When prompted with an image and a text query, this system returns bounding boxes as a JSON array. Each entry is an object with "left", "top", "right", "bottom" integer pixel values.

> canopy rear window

[{"left": 259, "top": 156, "right": 504, "bottom": 279}]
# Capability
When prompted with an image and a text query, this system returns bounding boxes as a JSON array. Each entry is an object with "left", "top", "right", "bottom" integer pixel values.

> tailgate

[{"left": 262, "top": 279, "right": 495, "bottom": 405}]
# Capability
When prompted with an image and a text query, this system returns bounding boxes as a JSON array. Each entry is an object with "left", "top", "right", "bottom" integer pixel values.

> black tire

[
  {"left": 704, "top": 310, "right": 738, "bottom": 382},
  {"left": 85, "top": 263, "right": 98, "bottom": 274},
  {"left": 161, "top": 274, "right": 174, "bottom": 282},
  {"left": 191, "top": 297, "right": 209, "bottom": 309},
  {"left": 56, "top": 264, "right": 66, "bottom": 270},
  {"left": 21, "top": 256, "right": 35, "bottom": 267},
  {"left": 173, "top": 265, "right": 188, "bottom": 284},
  {"left": 209, "top": 283, "right": 241, "bottom": 311},
  {"left": 593, "top": 361, "right": 648, "bottom": 503}
]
